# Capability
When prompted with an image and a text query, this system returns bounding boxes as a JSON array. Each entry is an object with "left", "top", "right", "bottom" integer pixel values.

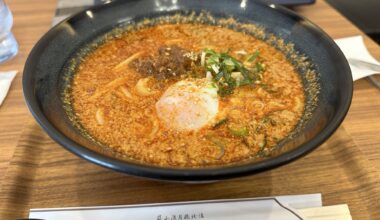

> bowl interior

[{"left": 23, "top": 0, "right": 352, "bottom": 181}]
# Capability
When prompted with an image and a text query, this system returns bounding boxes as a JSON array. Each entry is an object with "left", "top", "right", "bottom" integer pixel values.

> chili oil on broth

[{"left": 70, "top": 23, "right": 305, "bottom": 167}]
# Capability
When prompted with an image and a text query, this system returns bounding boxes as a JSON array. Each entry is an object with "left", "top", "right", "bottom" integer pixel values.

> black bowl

[{"left": 23, "top": 0, "right": 352, "bottom": 182}]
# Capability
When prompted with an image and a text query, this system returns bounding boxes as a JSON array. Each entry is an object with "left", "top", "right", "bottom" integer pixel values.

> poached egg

[{"left": 156, "top": 79, "right": 219, "bottom": 131}]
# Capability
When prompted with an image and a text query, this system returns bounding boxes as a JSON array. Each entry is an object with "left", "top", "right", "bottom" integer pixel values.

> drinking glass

[{"left": 0, "top": 0, "right": 18, "bottom": 64}]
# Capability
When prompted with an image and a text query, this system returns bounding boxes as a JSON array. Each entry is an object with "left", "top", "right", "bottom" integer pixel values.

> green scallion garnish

[{"left": 201, "top": 49, "right": 265, "bottom": 96}]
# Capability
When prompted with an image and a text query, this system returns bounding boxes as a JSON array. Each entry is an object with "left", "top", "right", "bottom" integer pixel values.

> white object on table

[
  {"left": 0, "top": 70, "right": 17, "bottom": 106},
  {"left": 335, "top": 35, "right": 380, "bottom": 81},
  {"left": 29, "top": 194, "right": 322, "bottom": 220},
  {"left": 298, "top": 204, "right": 352, "bottom": 220}
]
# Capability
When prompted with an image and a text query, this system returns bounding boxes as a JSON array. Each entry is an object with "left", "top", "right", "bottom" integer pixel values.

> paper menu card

[{"left": 29, "top": 194, "right": 322, "bottom": 220}]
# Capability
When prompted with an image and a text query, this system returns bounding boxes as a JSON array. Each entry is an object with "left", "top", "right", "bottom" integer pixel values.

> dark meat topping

[{"left": 130, "top": 45, "right": 202, "bottom": 80}]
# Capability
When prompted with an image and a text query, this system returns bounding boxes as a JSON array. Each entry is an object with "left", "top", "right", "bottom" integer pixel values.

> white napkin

[
  {"left": 30, "top": 194, "right": 322, "bottom": 220},
  {"left": 335, "top": 35, "right": 380, "bottom": 81},
  {"left": 0, "top": 70, "right": 17, "bottom": 106}
]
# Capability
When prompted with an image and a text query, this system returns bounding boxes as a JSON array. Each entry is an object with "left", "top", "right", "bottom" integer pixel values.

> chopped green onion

[
  {"left": 229, "top": 126, "right": 248, "bottom": 137},
  {"left": 201, "top": 49, "right": 265, "bottom": 96},
  {"left": 213, "top": 118, "right": 228, "bottom": 129},
  {"left": 206, "top": 71, "right": 213, "bottom": 81},
  {"left": 211, "top": 64, "right": 220, "bottom": 73},
  {"left": 255, "top": 62, "right": 265, "bottom": 72},
  {"left": 246, "top": 50, "right": 260, "bottom": 62},
  {"left": 205, "top": 135, "right": 225, "bottom": 160},
  {"left": 201, "top": 51, "right": 206, "bottom": 66},
  {"left": 223, "top": 58, "right": 235, "bottom": 67}
]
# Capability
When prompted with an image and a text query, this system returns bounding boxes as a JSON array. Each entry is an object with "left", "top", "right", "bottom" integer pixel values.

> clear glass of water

[{"left": 0, "top": 0, "right": 18, "bottom": 64}]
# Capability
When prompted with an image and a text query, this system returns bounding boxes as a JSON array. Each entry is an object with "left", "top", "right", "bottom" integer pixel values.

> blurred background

[
  {"left": 326, "top": 0, "right": 380, "bottom": 44},
  {"left": 268, "top": 0, "right": 380, "bottom": 45}
]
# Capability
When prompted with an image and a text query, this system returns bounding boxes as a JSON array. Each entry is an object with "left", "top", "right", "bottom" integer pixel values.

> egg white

[{"left": 155, "top": 79, "right": 219, "bottom": 131}]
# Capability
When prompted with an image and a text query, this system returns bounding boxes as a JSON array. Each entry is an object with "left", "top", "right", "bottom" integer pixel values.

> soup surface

[{"left": 70, "top": 23, "right": 305, "bottom": 167}]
